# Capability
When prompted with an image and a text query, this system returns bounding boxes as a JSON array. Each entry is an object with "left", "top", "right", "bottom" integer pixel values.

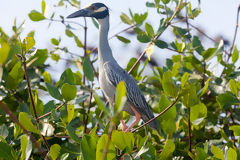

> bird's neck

[{"left": 97, "top": 16, "right": 114, "bottom": 66}]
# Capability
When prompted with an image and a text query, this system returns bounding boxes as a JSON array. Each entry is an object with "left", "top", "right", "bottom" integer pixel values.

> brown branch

[
  {"left": 128, "top": 0, "right": 183, "bottom": 74},
  {"left": 84, "top": 84, "right": 93, "bottom": 132},
  {"left": 22, "top": 58, "right": 50, "bottom": 151},
  {"left": 227, "top": 4, "right": 240, "bottom": 61},
  {"left": 37, "top": 102, "right": 66, "bottom": 120},
  {"left": 0, "top": 101, "right": 48, "bottom": 159},
  {"left": 108, "top": 24, "right": 136, "bottom": 40},
  {"left": 187, "top": 107, "right": 192, "bottom": 152},
  {"left": 132, "top": 96, "right": 179, "bottom": 133},
  {"left": 102, "top": 122, "right": 114, "bottom": 160},
  {"left": 188, "top": 23, "right": 216, "bottom": 42}
]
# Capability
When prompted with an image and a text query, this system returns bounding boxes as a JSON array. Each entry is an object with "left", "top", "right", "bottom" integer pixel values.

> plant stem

[
  {"left": 132, "top": 97, "right": 179, "bottom": 133},
  {"left": 0, "top": 101, "right": 48, "bottom": 159},
  {"left": 84, "top": 83, "right": 93, "bottom": 132},
  {"left": 37, "top": 102, "right": 66, "bottom": 120},
  {"left": 188, "top": 107, "right": 192, "bottom": 152},
  {"left": 102, "top": 122, "right": 114, "bottom": 160},
  {"left": 22, "top": 58, "right": 50, "bottom": 151},
  {"left": 128, "top": 0, "right": 183, "bottom": 74}
]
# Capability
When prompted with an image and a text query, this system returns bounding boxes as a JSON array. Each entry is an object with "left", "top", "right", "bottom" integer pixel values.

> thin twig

[
  {"left": 108, "top": 24, "right": 136, "bottom": 40},
  {"left": 227, "top": 4, "right": 240, "bottom": 61},
  {"left": 46, "top": 18, "right": 85, "bottom": 28},
  {"left": 102, "top": 122, "right": 114, "bottom": 160},
  {"left": 187, "top": 107, "right": 192, "bottom": 152},
  {"left": 37, "top": 102, "right": 66, "bottom": 120},
  {"left": 84, "top": 83, "right": 93, "bottom": 132},
  {"left": 22, "top": 57, "right": 50, "bottom": 151},
  {"left": 128, "top": 0, "right": 183, "bottom": 74},
  {"left": 132, "top": 97, "right": 179, "bottom": 133},
  {"left": 188, "top": 23, "right": 216, "bottom": 42},
  {"left": 0, "top": 101, "right": 48, "bottom": 159}
]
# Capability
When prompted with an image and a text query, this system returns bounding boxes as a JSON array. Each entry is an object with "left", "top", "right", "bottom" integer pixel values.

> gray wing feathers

[{"left": 103, "top": 62, "right": 158, "bottom": 129}]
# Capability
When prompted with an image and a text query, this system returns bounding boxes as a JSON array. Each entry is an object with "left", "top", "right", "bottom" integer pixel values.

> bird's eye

[{"left": 91, "top": 6, "right": 96, "bottom": 10}]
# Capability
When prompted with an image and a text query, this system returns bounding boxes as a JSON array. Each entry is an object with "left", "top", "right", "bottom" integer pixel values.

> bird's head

[{"left": 67, "top": 3, "right": 109, "bottom": 19}]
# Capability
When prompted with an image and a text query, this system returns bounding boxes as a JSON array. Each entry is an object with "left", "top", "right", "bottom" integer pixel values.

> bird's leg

[
  {"left": 120, "top": 120, "right": 127, "bottom": 132},
  {"left": 125, "top": 106, "right": 141, "bottom": 133}
]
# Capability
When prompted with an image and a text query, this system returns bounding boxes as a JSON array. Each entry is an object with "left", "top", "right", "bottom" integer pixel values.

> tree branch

[
  {"left": 37, "top": 102, "right": 66, "bottom": 120},
  {"left": 22, "top": 57, "right": 50, "bottom": 151},
  {"left": 128, "top": 0, "right": 183, "bottom": 74},
  {"left": 132, "top": 96, "right": 179, "bottom": 133},
  {"left": 0, "top": 101, "right": 48, "bottom": 159}
]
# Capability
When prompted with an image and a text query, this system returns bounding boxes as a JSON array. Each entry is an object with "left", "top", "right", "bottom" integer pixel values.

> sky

[{"left": 0, "top": 0, "right": 239, "bottom": 79}]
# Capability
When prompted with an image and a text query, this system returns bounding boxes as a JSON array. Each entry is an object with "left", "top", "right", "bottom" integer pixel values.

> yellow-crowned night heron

[{"left": 67, "top": 3, "right": 158, "bottom": 132}]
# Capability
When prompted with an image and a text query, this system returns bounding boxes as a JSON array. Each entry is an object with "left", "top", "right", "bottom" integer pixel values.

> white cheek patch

[{"left": 95, "top": 7, "right": 107, "bottom": 13}]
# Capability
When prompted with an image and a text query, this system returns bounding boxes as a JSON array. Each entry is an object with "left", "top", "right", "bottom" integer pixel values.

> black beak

[{"left": 67, "top": 9, "right": 88, "bottom": 18}]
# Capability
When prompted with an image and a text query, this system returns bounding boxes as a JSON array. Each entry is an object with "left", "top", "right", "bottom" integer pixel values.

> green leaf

[
  {"left": 0, "top": 124, "right": 8, "bottom": 139},
  {"left": 190, "top": 103, "right": 207, "bottom": 127},
  {"left": 20, "top": 135, "right": 32, "bottom": 160},
  {"left": 232, "top": 46, "right": 239, "bottom": 63},
  {"left": 66, "top": 125, "right": 81, "bottom": 144},
  {"left": 126, "top": 58, "right": 140, "bottom": 77},
  {"left": 181, "top": 72, "right": 189, "bottom": 88},
  {"left": 28, "top": 10, "right": 45, "bottom": 21},
  {"left": 137, "top": 33, "right": 151, "bottom": 43},
  {"left": 94, "top": 94, "right": 110, "bottom": 115},
  {"left": 227, "top": 148, "right": 237, "bottom": 160},
  {"left": 58, "top": 68, "right": 75, "bottom": 86},
  {"left": 0, "top": 42, "right": 10, "bottom": 65},
  {"left": 181, "top": 83, "right": 199, "bottom": 107},
  {"left": 155, "top": 40, "right": 168, "bottom": 49},
  {"left": 75, "top": 94, "right": 89, "bottom": 104},
  {"left": 42, "top": 0, "right": 46, "bottom": 15},
  {"left": 162, "top": 0, "right": 170, "bottom": 4},
  {"left": 19, "top": 112, "right": 40, "bottom": 134},
  {"left": 74, "top": 35, "right": 83, "bottom": 48},
  {"left": 51, "top": 53, "right": 60, "bottom": 62},
  {"left": 202, "top": 48, "right": 217, "bottom": 61},
  {"left": 162, "top": 71, "right": 178, "bottom": 98},
  {"left": 158, "top": 95, "right": 176, "bottom": 135},
  {"left": 115, "top": 81, "right": 127, "bottom": 114},
  {"left": 65, "top": 29, "right": 74, "bottom": 37},
  {"left": 6, "top": 62, "right": 24, "bottom": 89},
  {"left": 67, "top": 104, "right": 75, "bottom": 123},
  {"left": 51, "top": 38, "right": 59, "bottom": 46},
  {"left": 229, "top": 125, "right": 240, "bottom": 136},
  {"left": 211, "top": 145, "right": 224, "bottom": 160},
  {"left": 145, "top": 23, "right": 154, "bottom": 36},
  {"left": 192, "top": 36, "right": 204, "bottom": 54},
  {"left": 112, "top": 131, "right": 134, "bottom": 153},
  {"left": 120, "top": 13, "right": 132, "bottom": 25},
  {"left": 46, "top": 83, "right": 63, "bottom": 101},
  {"left": 159, "top": 140, "right": 175, "bottom": 160},
  {"left": 49, "top": 144, "right": 61, "bottom": 160},
  {"left": 133, "top": 12, "right": 148, "bottom": 25},
  {"left": 91, "top": 17, "right": 99, "bottom": 29},
  {"left": 0, "top": 142, "right": 16, "bottom": 160},
  {"left": 43, "top": 71, "right": 52, "bottom": 84},
  {"left": 198, "top": 78, "right": 211, "bottom": 97},
  {"left": 116, "top": 35, "right": 131, "bottom": 44},
  {"left": 81, "top": 134, "right": 98, "bottom": 160},
  {"left": 216, "top": 92, "right": 240, "bottom": 109},
  {"left": 173, "top": 26, "right": 189, "bottom": 38},
  {"left": 83, "top": 58, "right": 94, "bottom": 81},
  {"left": 96, "top": 134, "right": 116, "bottom": 160},
  {"left": 27, "top": 49, "right": 48, "bottom": 66},
  {"left": 229, "top": 79, "right": 238, "bottom": 96},
  {"left": 61, "top": 83, "right": 77, "bottom": 101}
]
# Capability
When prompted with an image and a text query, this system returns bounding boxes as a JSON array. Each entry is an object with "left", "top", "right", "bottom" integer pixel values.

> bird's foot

[{"left": 120, "top": 120, "right": 128, "bottom": 132}]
